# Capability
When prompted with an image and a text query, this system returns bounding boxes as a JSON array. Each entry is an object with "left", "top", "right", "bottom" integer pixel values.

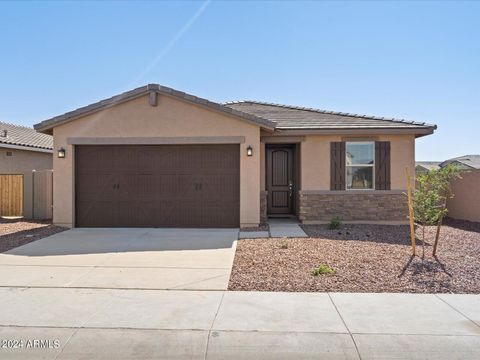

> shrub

[
  {"left": 413, "top": 164, "right": 463, "bottom": 257},
  {"left": 328, "top": 217, "right": 341, "bottom": 230},
  {"left": 311, "top": 264, "right": 336, "bottom": 276},
  {"left": 280, "top": 238, "right": 289, "bottom": 249}
]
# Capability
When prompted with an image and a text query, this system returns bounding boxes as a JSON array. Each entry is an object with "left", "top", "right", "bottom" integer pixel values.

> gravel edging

[
  {"left": 0, "top": 219, "right": 67, "bottom": 252},
  {"left": 229, "top": 220, "right": 480, "bottom": 293}
]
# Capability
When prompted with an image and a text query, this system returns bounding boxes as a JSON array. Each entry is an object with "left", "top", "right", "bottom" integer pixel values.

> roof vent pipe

[{"left": 1, "top": 130, "right": 7, "bottom": 137}]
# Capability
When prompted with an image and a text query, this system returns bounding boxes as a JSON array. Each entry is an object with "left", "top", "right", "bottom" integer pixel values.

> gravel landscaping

[
  {"left": 0, "top": 218, "right": 66, "bottom": 252},
  {"left": 228, "top": 218, "right": 480, "bottom": 293}
]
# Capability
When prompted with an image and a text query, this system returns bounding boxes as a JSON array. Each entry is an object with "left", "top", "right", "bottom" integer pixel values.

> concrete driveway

[{"left": 0, "top": 228, "right": 238, "bottom": 290}]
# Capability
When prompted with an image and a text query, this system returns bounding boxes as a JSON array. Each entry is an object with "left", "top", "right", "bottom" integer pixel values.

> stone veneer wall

[
  {"left": 260, "top": 191, "right": 268, "bottom": 224},
  {"left": 299, "top": 191, "right": 408, "bottom": 222}
]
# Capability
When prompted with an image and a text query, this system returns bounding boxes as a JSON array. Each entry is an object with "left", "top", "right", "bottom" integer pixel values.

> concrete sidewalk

[
  {"left": 238, "top": 218, "right": 308, "bottom": 239},
  {"left": 0, "top": 289, "right": 478, "bottom": 359},
  {"left": 268, "top": 218, "right": 308, "bottom": 238}
]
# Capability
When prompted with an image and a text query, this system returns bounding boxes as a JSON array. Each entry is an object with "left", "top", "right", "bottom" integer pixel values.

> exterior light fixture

[
  {"left": 246, "top": 145, "right": 253, "bottom": 157},
  {"left": 58, "top": 147, "right": 66, "bottom": 158}
]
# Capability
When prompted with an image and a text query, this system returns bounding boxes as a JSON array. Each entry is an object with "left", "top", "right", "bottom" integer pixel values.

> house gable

[
  {"left": 34, "top": 84, "right": 275, "bottom": 134},
  {"left": 51, "top": 93, "right": 262, "bottom": 141}
]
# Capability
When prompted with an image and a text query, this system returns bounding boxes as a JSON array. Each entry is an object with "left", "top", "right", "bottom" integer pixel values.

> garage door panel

[
  {"left": 203, "top": 148, "right": 240, "bottom": 170},
  {"left": 147, "top": 201, "right": 178, "bottom": 227},
  {"left": 201, "top": 174, "right": 240, "bottom": 201},
  {"left": 75, "top": 145, "right": 240, "bottom": 227},
  {"left": 115, "top": 200, "right": 153, "bottom": 227},
  {"left": 150, "top": 149, "right": 179, "bottom": 170},
  {"left": 76, "top": 173, "right": 117, "bottom": 200},
  {"left": 76, "top": 146, "right": 117, "bottom": 172},
  {"left": 76, "top": 201, "right": 118, "bottom": 227},
  {"left": 202, "top": 202, "right": 239, "bottom": 228}
]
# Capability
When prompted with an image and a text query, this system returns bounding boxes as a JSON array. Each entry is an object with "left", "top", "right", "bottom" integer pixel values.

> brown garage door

[{"left": 75, "top": 145, "right": 240, "bottom": 228}]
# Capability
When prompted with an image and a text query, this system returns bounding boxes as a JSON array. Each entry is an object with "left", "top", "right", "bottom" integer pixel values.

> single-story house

[
  {"left": 416, "top": 155, "right": 480, "bottom": 223},
  {"left": 415, "top": 161, "right": 441, "bottom": 174},
  {"left": 439, "top": 154, "right": 480, "bottom": 171},
  {"left": 34, "top": 84, "right": 436, "bottom": 228},
  {"left": 0, "top": 121, "right": 53, "bottom": 218},
  {"left": 443, "top": 155, "right": 479, "bottom": 223}
]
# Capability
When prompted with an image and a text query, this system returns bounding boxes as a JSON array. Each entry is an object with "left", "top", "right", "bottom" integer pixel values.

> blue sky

[{"left": 0, "top": 1, "right": 478, "bottom": 160}]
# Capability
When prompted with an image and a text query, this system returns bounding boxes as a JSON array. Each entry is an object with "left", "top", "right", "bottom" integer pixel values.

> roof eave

[
  {"left": 34, "top": 84, "right": 276, "bottom": 134},
  {"left": 271, "top": 127, "right": 436, "bottom": 136},
  {"left": 0, "top": 142, "right": 53, "bottom": 153}
]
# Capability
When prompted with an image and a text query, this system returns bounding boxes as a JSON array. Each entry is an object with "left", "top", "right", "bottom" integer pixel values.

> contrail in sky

[{"left": 130, "top": 0, "right": 211, "bottom": 85}]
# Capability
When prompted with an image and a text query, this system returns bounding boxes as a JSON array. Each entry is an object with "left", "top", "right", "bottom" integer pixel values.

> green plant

[
  {"left": 328, "top": 217, "right": 342, "bottom": 230},
  {"left": 413, "top": 164, "right": 463, "bottom": 258},
  {"left": 311, "top": 264, "right": 336, "bottom": 276},
  {"left": 280, "top": 238, "right": 289, "bottom": 249}
]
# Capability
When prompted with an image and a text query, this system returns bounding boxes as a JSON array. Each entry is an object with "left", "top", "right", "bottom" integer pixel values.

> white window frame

[{"left": 345, "top": 141, "right": 375, "bottom": 190}]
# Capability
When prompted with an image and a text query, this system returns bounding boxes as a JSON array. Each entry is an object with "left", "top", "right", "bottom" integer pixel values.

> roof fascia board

[
  {"left": 0, "top": 143, "right": 53, "bottom": 153},
  {"left": 274, "top": 128, "right": 435, "bottom": 136}
]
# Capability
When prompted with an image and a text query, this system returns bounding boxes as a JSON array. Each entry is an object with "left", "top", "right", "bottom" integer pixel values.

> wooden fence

[{"left": 0, "top": 175, "right": 23, "bottom": 217}]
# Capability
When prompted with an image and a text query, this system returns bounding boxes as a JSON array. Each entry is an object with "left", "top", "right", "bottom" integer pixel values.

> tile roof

[
  {"left": 33, "top": 84, "right": 436, "bottom": 135},
  {"left": 0, "top": 121, "right": 53, "bottom": 151},
  {"left": 440, "top": 155, "right": 480, "bottom": 170},
  {"left": 224, "top": 101, "right": 436, "bottom": 130},
  {"left": 416, "top": 161, "right": 441, "bottom": 171}
]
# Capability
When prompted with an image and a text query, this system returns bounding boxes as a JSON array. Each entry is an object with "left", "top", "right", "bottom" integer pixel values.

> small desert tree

[{"left": 413, "top": 164, "right": 462, "bottom": 258}]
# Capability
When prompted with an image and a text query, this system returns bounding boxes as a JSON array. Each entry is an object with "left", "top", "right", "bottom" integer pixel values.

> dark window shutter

[
  {"left": 330, "top": 142, "right": 346, "bottom": 190},
  {"left": 375, "top": 141, "right": 391, "bottom": 190}
]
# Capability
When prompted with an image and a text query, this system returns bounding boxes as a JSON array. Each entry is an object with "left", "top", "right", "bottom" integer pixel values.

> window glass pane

[
  {"left": 346, "top": 142, "right": 374, "bottom": 165},
  {"left": 347, "top": 166, "right": 373, "bottom": 189}
]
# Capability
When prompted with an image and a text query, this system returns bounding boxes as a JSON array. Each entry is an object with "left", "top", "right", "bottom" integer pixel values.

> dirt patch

[
  {"left": 228, "top": 219, "right": 480, "bottom": 293},
  {"left": 0, "top": 218, "right": 66, "bottom": 252}
]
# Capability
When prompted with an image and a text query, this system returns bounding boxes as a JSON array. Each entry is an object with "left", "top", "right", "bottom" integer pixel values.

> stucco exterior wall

[
  {"left": 300, "top": 134, "right": 415, "bottom": 191},
  {"left": 447, "top": 170, "right": 480, "bottom": 223},
  {"left": 0, "top": 148, "right": 52, "bottom": 218},
  {"left": 32, "top": 169, "right": 53, "bottom": 220},
  {"left": 52, "top": 94, "right": 261, "bottom": 228}
]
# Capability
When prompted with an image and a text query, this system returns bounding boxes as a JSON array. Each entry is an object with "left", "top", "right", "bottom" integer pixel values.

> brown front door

[
  {"left": 266, "top": 145, "right": 295, "bottom": 215},
  {"left": 75, "top": 145, "right": 240, "bottom": 228}
]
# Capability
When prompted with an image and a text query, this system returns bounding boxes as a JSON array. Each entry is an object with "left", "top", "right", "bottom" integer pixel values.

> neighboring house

[
  {"left": 33, "top": 84, "right": 436, "bottom": 228},
  {"left": 443, "top": 155, "right": 480, "bottom": 223},
  {"left": 415, "top": 161, "right": 441, "bottom": 174},
  {"left": 0, "top": 121, "right": 53, "bottom": 218},
  {"left": 416, "top": 155, "right": 480, "bottom": 223},
  {"left": 439, "top": 154, "right": 480, "bottom": 170}
]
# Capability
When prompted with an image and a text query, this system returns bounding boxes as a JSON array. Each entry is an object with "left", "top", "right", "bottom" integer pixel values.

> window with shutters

[{"left": 346, "top": 142, "right": 374, "bottom": 190}]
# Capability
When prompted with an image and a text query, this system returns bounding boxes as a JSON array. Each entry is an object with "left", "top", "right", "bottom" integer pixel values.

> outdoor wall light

[
  {"left": 247, "top": 145, "right": 253, "bottom": 157},
  {"left": 58, "top": 147, "right": 66, "bottom": 158}
]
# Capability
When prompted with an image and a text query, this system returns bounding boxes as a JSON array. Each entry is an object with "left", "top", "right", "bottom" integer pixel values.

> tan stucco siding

[
  {"left": 300, "top": 134, "right": 415, "bottom": 191},
  {"left": 0, "top": 148, "right": 52, "bottom": 218},
  {"left": 447, "top": 170, "right": 480, "bottom": 222},
  {"left": 52, "top": 94, "right": 261, "bottom": 228}
]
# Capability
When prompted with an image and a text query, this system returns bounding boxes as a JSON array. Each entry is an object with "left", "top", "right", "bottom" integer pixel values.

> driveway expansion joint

[
  {"left": 204, "top": 290, "right": 226, "bottom": 360},
  {"left": 435, "top": 294, "right": 480, "bottom": 329},
  {"left": 328, "top": 293, "right": 362, "bottom": 360}
]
